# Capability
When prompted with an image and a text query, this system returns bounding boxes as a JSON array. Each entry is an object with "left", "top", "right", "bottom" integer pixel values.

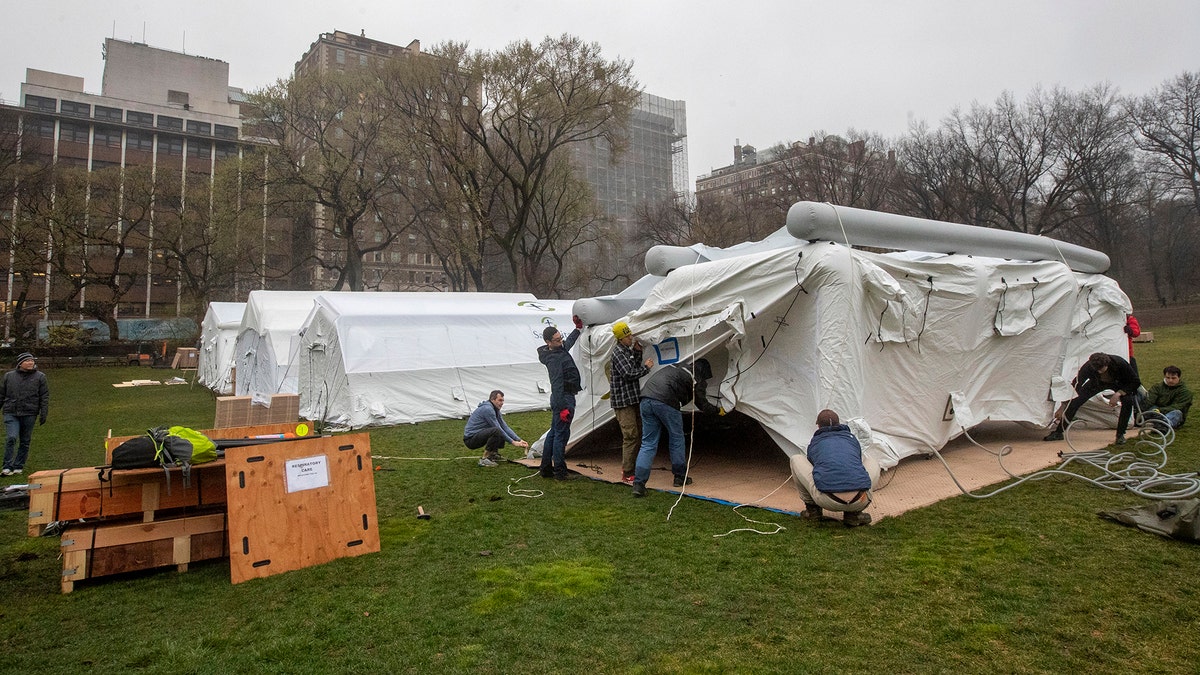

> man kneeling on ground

[
  {"left": 464, "top": 390, "right": 528, "bottom": 467},
  {"left": 791, "top": 409, "right": 880, "bottom": 527}
]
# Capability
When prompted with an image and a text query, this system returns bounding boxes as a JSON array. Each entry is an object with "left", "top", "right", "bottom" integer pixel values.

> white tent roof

[
  {"left": 555, "top": 235, "right": 1129, "bottom": 469},
  {"left": 198, "top": 301, "right": 245, "bottom": 394},
  {"left": 235, "top": 291, "right": 325, "bottom": 402},
  {"left": 297, "top": 292, "right": 574, "bottom": 428}
]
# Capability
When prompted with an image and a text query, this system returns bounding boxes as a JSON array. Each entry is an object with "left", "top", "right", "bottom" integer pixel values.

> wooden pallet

[
  {"left": 26, "top": 462, "right": 227, "bottom": 537},
  {"left": 59, "top": 512, "right": 228, "bottom": 593}
]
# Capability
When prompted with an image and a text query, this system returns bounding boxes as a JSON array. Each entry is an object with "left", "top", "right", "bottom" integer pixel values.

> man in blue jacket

[
  {"left": 463, "top": 390, "right": 528, "bottom": 467},
  {"left": 1, "top": 352, "right": 50, "bottom": 476},
  {"left": 538, "top": 318, "right": 582, "bottom": 480},
  {"left": 791, "top": 409, "right": 879, "bottom": 527}
]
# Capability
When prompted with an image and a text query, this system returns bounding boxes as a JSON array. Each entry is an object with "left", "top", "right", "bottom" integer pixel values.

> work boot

[
  {"left": 842, "top": 510, "right": 872, "bottom": 527},
  {"left": 1114, "top": 433, "right": 1127, "bottom": 445},
  {"left": 801, "top": 504, "right": 824, "bottom": 520},
  {"left": 1043, "top": 427, "right": 1064, "bottom": 442},
  {"left": 673, "top": 475, "right": 693, "bottom": 488},
  {"left": 632, "top": 481, "right": 646, "bottom": 497},
  {"left": 477, "top": 458, "right": 498, "bottom": 467}
]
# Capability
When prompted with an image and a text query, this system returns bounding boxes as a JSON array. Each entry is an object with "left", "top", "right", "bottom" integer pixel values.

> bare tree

[
  {"left": 417, "top": 35, "right": 641, "bottom": 293},
  {"left": 1127, "top": 70, "right": 1200, "bottom": 216},
  {"left": 247, "top": 66, "right": 426, "bottom": 291}
]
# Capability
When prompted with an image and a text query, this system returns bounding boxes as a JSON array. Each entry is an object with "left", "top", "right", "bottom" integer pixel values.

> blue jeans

[
  {"left": 634, "top": 398, "right": 686, "bottom": 484},
  {"left": 3, "top": 414, "right": 36, "bottom": 471},
  {"left": 540, "top": 395, "right": 575, "bottom": 476}
]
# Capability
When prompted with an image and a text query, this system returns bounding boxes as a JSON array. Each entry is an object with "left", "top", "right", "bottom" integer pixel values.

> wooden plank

[
  {"left": 225, "top": 433, "right": 380, "bottom": 584},
  {"left": 61, "top": 512, "right": 227, "bottom": 551}
]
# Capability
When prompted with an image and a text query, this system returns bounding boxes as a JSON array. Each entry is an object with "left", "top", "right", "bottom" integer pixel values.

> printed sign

[{"left": 285, "top": 455, "right": 330, "bottom": 493}]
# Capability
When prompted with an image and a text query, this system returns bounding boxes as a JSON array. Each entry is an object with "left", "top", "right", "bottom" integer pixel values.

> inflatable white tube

[
  {"left": 572, "top": 297, "right": 645, "bottom": 326},
  {"left": 785, "top": 201, "right": 1110, "bottom": 274},
  {"left": 644, "top": 245, "right": 711, "bottom": 277}
]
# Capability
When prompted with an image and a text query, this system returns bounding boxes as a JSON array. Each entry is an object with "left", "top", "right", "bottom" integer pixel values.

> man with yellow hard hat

[{"left": 609, "top": 321, "right": 653, "bottom": 483}]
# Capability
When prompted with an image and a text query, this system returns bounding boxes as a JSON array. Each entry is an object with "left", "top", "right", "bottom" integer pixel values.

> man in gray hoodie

[
  {"left": 463, "top": 390, "right": 528, "bottom": 466},
  {"left": 1, "top": 352, "right": 50, "bottom": 476}
]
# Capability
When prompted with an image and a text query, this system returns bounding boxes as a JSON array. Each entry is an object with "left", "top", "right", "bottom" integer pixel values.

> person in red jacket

[{"left": 1124, "top": 314, "right": 1141, "bottom": 376}]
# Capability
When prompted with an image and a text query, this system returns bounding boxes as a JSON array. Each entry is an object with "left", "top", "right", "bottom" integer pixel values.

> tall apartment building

[
  {"left": 1, "top": 38, "right": 276, "bottom": 339},
  {"left": 291, "top": 30, "right": 448, "bottom": 292},
  {"left": 570, "top": 92, "right": 688, "bottom": 279}
]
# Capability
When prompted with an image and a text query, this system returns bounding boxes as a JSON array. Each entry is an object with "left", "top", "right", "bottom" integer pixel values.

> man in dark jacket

[
  {"left": 1044, "top": 352, "right": 1140, "bottom": 445},
  {"left": 538, "top": 318, "right": 582, "bottom": 479},
  {"left": 631, "top": 358, "right": 720, "bottom": 497},
  {"left": 463, "top": 390, "right": 528, "bottom": 467},
  {"left": 1, "top": 352, "right": 50, "bottom": 476},
  {"left": 791, "top": 409, "right": 879, "bottom": 527}
]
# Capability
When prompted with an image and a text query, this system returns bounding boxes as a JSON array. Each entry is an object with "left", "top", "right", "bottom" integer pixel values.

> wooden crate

[
  {"left": 226, "top": 433, "right": 379, "bottom": 584},
  {"left": 26, "top": 462, "right": 227, "bottom": 537},
  {"left": 59, "top": 512, "right": 228, "bottom": 593}
]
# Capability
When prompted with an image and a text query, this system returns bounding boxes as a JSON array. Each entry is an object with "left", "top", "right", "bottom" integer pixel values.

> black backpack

[{"left": 109, "top": 435, "right": 159, "bottom": 470}]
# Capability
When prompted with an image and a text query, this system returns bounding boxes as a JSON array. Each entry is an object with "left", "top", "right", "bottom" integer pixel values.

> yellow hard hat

[{"left": 612, "top": 321, "right": 632, "bottom": 340}]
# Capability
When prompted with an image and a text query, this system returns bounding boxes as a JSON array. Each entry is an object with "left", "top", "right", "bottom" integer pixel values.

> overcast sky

[{"left": 3, "top": 1, "right": 1197, "bottom": 187}]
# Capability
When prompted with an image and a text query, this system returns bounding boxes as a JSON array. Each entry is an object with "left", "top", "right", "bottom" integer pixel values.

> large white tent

[
  {"left": 296, "top": 292, "right": 573, "bottom": 428},
  {"left": 234, "top": 291, "right": 324, "bottom": 404},
  {"left": 197, "top": 302, "right": 245, "bottom": 394},
  {"left": 552, "top": 203, "right": 1130, "bottom": 469}
]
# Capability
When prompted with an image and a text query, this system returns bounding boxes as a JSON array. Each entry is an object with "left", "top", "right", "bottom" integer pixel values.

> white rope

[
  {"left": 507, "top": 471, "right": 545, "bottom": 499},
  {"left": 712, "top": 475, "right": 792, "bottom": 537}
]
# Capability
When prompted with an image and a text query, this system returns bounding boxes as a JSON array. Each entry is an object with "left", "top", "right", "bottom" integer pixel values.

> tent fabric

[
  {"left": 198, "top": 302, "right": 245, "bottom": 394},
  {"left": 234, "top": 291, "right": 325, "bottom": 404},
  {"left": 296, "top": 293, "right": 573, "bottom": 428},
  {"left": 550, "top": 234, "right": 1130, "bottom": 470}
]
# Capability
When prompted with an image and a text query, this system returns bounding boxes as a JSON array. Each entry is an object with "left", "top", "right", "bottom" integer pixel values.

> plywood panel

[{"left": 225, "top": 433, "right": 379, "bottom": 584}]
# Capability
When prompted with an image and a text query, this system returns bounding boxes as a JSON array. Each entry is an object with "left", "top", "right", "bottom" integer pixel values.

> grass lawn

[{"left": 2, "top": 326, "right": 1199, "bottom": 673}]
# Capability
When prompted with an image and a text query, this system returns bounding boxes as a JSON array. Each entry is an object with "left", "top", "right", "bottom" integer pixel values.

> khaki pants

[
  {"left": 791, "top": 452, "right": 881, "bottom": 514},
  {"left": 614, "top": 405, "right": 642, "bottom": 475}
]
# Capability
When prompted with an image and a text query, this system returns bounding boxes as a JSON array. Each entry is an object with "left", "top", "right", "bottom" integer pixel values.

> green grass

[{"left": 2, "top": 329, "right": 1200, "bottom": 673}]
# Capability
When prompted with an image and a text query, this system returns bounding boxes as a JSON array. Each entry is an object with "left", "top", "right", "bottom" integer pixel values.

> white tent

[
  {"left": 234, "top": 291, "right": 324, "bottom": 404},
  {"left": 197, "top": 302, "right": 245, "bottom": 394},
  {"left": 553, "top": 204, "right": 1130, "bottom": 469},
  {"left": 296, "top": 292, "right": 573, "bottom": 428}
]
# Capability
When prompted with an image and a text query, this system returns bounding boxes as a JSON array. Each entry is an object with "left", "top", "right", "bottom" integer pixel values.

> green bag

[{"left": 148, "top": 426, "right": 218, "bottom": 489}]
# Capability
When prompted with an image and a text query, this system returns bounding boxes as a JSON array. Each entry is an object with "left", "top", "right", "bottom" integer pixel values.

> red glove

[
  {"left": 559, "top": 408, "right": 572, "bottom": 423},
  {"left": 572, "top": 315, "right": 583, "bottom": 330}
]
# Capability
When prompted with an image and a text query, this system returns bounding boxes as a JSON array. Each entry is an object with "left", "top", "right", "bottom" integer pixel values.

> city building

[
  {"left": 0, "top": 38, "right": 278, "bottom": 340},
  {"left": 570, "top": 92, "right": 688, "bottom": 283}
]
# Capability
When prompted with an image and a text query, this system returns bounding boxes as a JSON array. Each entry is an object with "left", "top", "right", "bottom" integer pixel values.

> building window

[
  {"left": 214, "top": 142, "right": 238, "bottom": 159},
  {"left": 59, "top": 121, "right": 89, "bottom": 144},
  {"left": 167, "top": 90, "right": 190, "bottom": 106},
  {"left": 214, "top": 124, "right": 238, "bottom": 140},
  {"left": 157, "top": 115, "right": 183, "bottom": 131},
  {"left": 29, "top": 117, "right": 55, "bottom": 139},
  {"left": 95, "top": 105, "right": 123, "bottom": 122},
  {"left": 187, "top": 140, "right": 212, "bottom": 159},
  {"left": 359, "top": 54, "right": 368, "bottom": 66},
  {"left": 336, "top": 48, "right": 346, "bottom": 64},
  {"left": 157, "top": 135, "right": 184, "bottom": 156},
  {"left": 126, "top": 131, "right": 154, "bottom": 153},
  {"left": 91, "top": 159, "right": 120, "bottom": 170},
  {"left": 186, "top": 120, "right": 211, "bottom": 135},
  {"left": 60, "top": 100, "right": 91, "bottom": 117},
  {"left": 127, "top": 110, "right": 154, "bottom": 127},
  {"left": 93, "top": 126, "right": 122, "bottom": 148},
  {"left": 24, "top": 95, "right": 56, "bottom": 112}
]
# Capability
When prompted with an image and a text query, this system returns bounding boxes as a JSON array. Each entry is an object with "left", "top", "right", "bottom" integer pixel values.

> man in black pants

[{"left": 1044, "top": 352, "right": 1140, "bottom": 445}]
